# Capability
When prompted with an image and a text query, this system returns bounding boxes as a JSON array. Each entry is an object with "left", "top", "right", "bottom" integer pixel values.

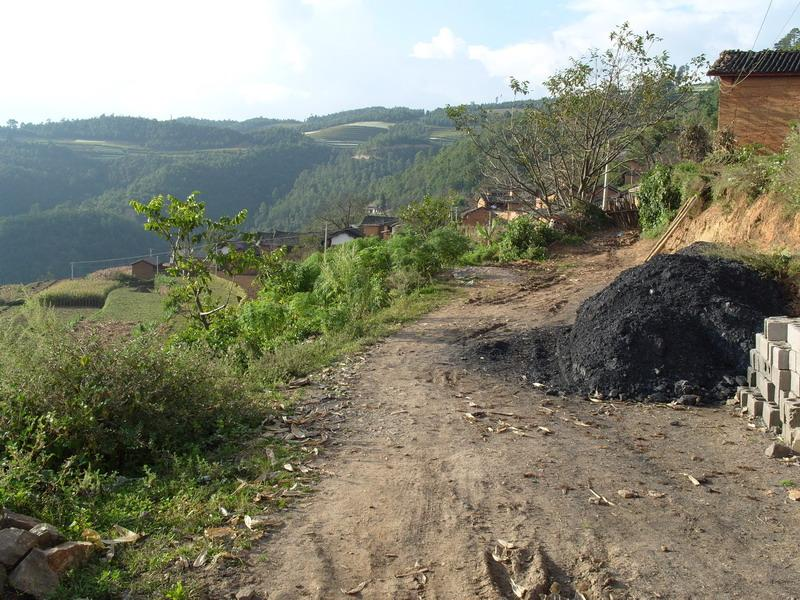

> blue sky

[{"left": 1, "top": 0, "right": 797, "bottom": 123}]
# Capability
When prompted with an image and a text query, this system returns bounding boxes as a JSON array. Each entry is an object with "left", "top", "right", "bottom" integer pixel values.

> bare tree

[{"left": 447, "top": 24, "right": 706, "bottom": 217}]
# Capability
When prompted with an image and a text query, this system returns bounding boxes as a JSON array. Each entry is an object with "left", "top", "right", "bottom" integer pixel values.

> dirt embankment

[{"left": 663, "top": 192, "right": 800, "bottom": 254}]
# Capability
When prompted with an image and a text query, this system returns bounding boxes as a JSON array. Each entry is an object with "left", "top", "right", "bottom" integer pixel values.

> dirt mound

[{"left": 477, "top": 245, "right": 789, "bottom": 402}]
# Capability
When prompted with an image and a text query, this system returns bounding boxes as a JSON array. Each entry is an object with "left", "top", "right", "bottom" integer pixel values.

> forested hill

[{"left": 0, "top": 109, "right": 483, "bottom": 283}]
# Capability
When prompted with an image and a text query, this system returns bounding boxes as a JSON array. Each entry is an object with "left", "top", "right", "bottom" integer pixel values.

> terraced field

[{"left": 305, "top": 121, "right": 394, "bottom": 145}]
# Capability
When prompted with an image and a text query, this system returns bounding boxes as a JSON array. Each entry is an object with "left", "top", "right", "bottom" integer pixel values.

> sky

[{"left": 1, "top": 0, "right": 798, "bottom": 124}]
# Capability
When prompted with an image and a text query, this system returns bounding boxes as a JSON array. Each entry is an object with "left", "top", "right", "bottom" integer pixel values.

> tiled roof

[
  {"left": 708, "top": 50, "right": 800, "bottom": 76},
  {"left": 359, "top": 215, "right": 398, "bottom": 226}
]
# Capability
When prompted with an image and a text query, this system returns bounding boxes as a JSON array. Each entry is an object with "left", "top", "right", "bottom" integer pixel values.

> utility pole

[
  {"left": 602, "top": 161, "right": 610, "bottom": 212},
  {"left": 323, "top": 222, "right": 328, "bottom": 256},
  {"left": 70, "top": 262, "right": 74, "bottom": 280}
]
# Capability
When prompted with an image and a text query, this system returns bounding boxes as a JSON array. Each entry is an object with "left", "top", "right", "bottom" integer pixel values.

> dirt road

[{"left": 215, "top": 237, "right": 800, "bottom": 599}]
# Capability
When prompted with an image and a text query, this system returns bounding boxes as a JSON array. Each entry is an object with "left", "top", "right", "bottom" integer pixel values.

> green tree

[
  {"left": 447, "top": 23, "right": 705, "bottom": 216},
  {"left": 130, "top": 192, "right": 256, "bottom": 330},
  {"left": 775, "top": 28, "right": 800, "bottom": 50},
  {"left": 397, "top": 194, "right": 455, "bottom": 235}
]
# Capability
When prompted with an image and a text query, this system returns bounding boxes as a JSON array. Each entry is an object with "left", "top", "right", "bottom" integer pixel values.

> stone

[
  {"left": 675, "top": 394, "right": 700, "bottom": 406},
  {"left": 9, "top": 549, "right": 59, "bottom": 599},
  {"left": 29, "top": 524, "right": 65, "bottom": 549},
  {"left": 793, "top": 429, "right": 800, "bottom": 453},
  {"left": 764, "top": 442, "right": 794, "bottom": 458},
  {"left": 0, "top": 527, "right": 38, "bottom": 567},
  {"left": 235, "top": 585, "right": 263, "bottom": 600},
  {"left": 673, "top": 380, "right": 698, "bottom": 396},
  {"left": 43, "top": 541, "right": 94, "bottom": 574},
  {"left": 0, "top": 510, "right": 41, "bottom": 531},
  {"left": 756, "top": 333, "right": 770, "bottom": 361}
]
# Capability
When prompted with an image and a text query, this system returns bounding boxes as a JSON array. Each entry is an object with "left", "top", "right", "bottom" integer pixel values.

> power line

[{"left": 726, "top": 0, "right": 775, "bottom": 90}]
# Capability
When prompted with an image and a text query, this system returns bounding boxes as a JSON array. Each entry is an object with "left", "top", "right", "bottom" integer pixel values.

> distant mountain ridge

[{"left": 0, "top": 106, "right": 487, "bottom": 283}]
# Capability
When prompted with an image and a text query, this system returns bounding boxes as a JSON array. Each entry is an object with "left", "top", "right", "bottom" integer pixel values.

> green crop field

[
  {"left": 305, "top": 121, "right": 394, "bottom": 144},
  {"left": 38, "top": 279, "right": 123, "bottom": 308}
]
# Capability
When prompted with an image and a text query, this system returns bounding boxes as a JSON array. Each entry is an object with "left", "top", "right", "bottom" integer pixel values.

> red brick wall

[{"left": 718, "top": 75, "right": 800, "bottom": 151}]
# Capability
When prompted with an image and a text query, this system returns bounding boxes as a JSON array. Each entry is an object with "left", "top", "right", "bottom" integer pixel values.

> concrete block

[
  {"left": 750, "top": 348, "right": 758, "bottom": 369},
  {"left": 748, "top": 366, "right": 757, "bottom": 387},
  {"left": 757, "top": 372, "right": 776, "bottom": 403},
  {"left": 772, "top": 368, "right": 791, "bottom": 392},
  {"left": 763, "top": 402, "right": 781, "bottom": 428},
  {"left": 771, "top": 344, "right": 791, "bottom": 370},
  {"left": 788, "top": 321, "right": 800, "bottom": 350},
  {"left": 792, "top": 370, "right": 800, "bottom": 395},
  {"left": 785, "top": 400, "right": 800, "bottom": 428},
  {"left": 791, "top": 349, "right": 799, "bottom": 372},
  {"left": 764, "top": 316, "right": 791, "bottom": 341},
  {"left": 756, "top": 333, "right": 769, "bottom": 362},
  {"left": 748, "top": 393, "right": 765, "bottom": 418}
]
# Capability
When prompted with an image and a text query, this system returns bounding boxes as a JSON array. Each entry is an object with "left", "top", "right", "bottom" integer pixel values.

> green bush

[
  {"left": 498, "top": 215, "right": 560, "bottom": 261},
  {"left": 638, "top": 165, "right": 681, "bottom": 232},
  {"left": 0, "top": 314, "right": 260, "bottom": 474}
]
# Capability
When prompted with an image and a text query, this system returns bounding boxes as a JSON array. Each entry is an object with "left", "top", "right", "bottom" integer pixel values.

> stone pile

[
  {"left": 0, "top": 508, "right": 94, "bottom": 598},
  {"left": 735, "top": 316, "right": 800, "bottom": 451}
]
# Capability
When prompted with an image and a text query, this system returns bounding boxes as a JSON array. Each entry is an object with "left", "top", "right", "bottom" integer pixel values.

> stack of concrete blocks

[{"left": 735, "top": 316, "right": 800, "bottom": 451}]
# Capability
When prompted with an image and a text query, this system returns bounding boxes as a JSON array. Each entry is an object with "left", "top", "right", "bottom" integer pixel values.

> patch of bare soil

[{"left": 205, "top": 233, "right": 800, "bottom": 600}]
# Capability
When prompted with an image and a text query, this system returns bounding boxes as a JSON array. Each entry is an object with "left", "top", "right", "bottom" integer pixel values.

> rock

[
  {"left": 9, "top": 550, "right": 59, "bottom": 599},
  {"left": 29, "top": 524, "right": 65, "bottom": 549},
  {"left": 0, "top": 510, "right": 41, "bottom": 531},
  {"left": 675, "top": 394, "right": 700, "bottom": 406},
  {"left": 43, "top": 541, "right": 94, "bottom": 574},
  {"left": 0, "top": 527, "right": 38, "bottom": 567},
  {"left": 235, "top": 585, "right": 263, "bottom": 600},
  {"left": 0, "top": 564, "right": 7, "bottom": 592},
  {"left": 674, "top": 380, "right": 699, "bottom": 396},
  {"left": 647, "top": 392, "right": 668, "bottom": 403},
  {"left": 764, "top": 442, "right": 794, "bottom": 459}
]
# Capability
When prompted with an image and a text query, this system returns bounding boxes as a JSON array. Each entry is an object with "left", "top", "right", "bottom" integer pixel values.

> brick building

[{"left": 708, "top": 50, "right": 800, "bottom": 151}]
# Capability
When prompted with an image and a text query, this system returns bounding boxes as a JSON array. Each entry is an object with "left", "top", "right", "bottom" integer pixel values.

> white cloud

[
  {"left": 461, "top": 0, "right": 795, "bottom": 94},
  {"left": 412, "top": 27, "right": 465, "bottom": 60},
  {"left": 241, "top": 83, "right": 311, "bottom": 104}
]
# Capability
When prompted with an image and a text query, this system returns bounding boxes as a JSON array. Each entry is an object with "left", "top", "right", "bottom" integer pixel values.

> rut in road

[{"left": 209, "top": 239, "right": 800, "bottom": 600}]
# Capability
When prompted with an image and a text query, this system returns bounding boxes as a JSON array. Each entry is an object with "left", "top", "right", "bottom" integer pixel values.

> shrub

[
  {"left": 712, "top": 154, "right": 783, "bottom": 202},
  {"left": 0, "top": 315, "right": 260, "bottom": 474},
  {"left": 638, "top": 165, "right": 681, "bottom": 232},
  {"left": 497, "top": 216, "right": 560, "bottom": 261}
]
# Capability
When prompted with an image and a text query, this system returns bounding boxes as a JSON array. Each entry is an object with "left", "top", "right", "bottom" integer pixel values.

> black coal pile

[{"left": 477, "top": 244, "right": 789, "bottom": 402}]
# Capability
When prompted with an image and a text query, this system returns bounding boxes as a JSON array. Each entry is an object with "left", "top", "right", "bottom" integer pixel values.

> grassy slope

[{"left": 54, "top": 281, "right": 461, "bottom": 598}]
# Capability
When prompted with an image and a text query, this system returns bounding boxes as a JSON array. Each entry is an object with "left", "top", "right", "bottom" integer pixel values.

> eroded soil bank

[{"left": 205, "top": 235, "right": 800, "bottom": 600}]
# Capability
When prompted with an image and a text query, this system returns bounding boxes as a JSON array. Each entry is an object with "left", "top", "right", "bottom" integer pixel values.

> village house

[
  {"left": 328, "top": 227, "right": 363, "bottom": 247},
  {"left": 708, "top": 49, "right": 800, "bottom": 151},
  {"left": 131, "top": 256, "right": 167, "bottom": 280},
  {"left": 461, "top": 190, "right": 534, "bottom": 227},
  {"left": 256, "top": 230, "right": 304, "bottom": 253},
  {"left": 358, "top": 215, "right": 399, "bottom": 239}
]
